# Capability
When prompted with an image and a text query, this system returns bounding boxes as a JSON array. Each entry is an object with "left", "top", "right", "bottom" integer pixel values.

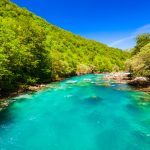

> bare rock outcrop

[
  {"left": 104, "top": 72, "right": 131, "bottom": 83},
  {"left": 128, "top": 77, "right": 150, "bottom": 87}
]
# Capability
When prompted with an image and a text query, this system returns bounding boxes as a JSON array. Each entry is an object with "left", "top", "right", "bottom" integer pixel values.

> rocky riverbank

[
  {"left": 104, "top": 72, "right": 150, "bottom": 93},
  {"left": 128, "top": 77, "right": 150, "bottom": 93},
  {"left": 1, "top": 73, "right": 150, "bottom": 111},
  {"left": 104, "top": 72, "right": 131, "bottom": 83},
  {"left": 0, "top": 84, "right": 48, "bottom": 111}
]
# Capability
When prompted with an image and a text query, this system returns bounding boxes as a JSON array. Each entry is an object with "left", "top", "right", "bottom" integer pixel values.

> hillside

[
  {"left": 0, "top": 0, "right": 129, "bottom": 96},
  {"left": 126, "top": 33, "right": 150, "bottom": 78}
]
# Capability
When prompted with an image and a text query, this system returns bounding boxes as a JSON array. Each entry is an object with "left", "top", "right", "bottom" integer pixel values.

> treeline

[
  {"left": 0, "top": 0, "right": 129, "bottom": 96},
  {"left": 126, "top": 33, "right": 150, "bottom": 78}
]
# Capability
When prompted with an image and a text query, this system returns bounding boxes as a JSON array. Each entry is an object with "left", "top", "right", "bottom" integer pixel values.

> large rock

[
  {"left": 128, "top": 77, "right": 150, "bottom": 87},
  {"left": 28, "top": 84, "right": 46, "bottom": 91},
  {"left": 104, "top": 72, "right": 130, "bottom": 81}
]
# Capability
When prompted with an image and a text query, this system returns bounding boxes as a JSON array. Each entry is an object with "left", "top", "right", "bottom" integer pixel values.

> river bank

[
  {"left": 104, "top": 72, "right": 150, "bottom": 93},
  {"left": 0, "top": 84, "right": 49, "bottom": 111},
  {"left": 0, "top": 73, "right": 150, "bottom": 111}
]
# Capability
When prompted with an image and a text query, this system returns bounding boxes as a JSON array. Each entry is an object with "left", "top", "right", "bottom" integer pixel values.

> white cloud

[
  {"left": 109, "top": 24, "right": 150, "bottom": 49},
  {"left": 135, "top": 24, "right": 150, "bottom": 35},
  {"left": 109, "top": 35, "right": 135, "bottom": 47}
]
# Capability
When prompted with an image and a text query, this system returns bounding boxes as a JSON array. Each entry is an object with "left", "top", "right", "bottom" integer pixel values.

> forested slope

[
  {"left": 126, "top": 34, "right": 150, "bottom": 78},
  {"left": 0, "top": 0, "right": 129, "bottom": 96}
]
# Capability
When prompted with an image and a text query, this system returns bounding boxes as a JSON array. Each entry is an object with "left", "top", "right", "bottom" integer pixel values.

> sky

[{"left": 11, "top": 0, "right": 150, "bottom": 49}]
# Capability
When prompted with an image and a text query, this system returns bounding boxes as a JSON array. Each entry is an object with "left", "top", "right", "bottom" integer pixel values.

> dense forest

[
  {"left": 126, "top": 33, "right": 150, "bottom": 78},
  {"left": 0, "top": 0, "right": 129, "bottom": 97}
]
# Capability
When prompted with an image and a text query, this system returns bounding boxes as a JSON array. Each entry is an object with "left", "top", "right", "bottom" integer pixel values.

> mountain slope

[
  {"left": 126, "top": 34, "right": 150, "bottom": 78},
  {"left": 0, "top": 0, "right": 129, "bottom": 96}
]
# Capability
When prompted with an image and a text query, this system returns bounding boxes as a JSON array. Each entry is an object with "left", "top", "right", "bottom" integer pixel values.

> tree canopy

[
  {"left": 126, "top": 34, "right": 150, "bottom": 78},
  {"left": 131, "top": 33, "right": 150, "bottom": 55}
]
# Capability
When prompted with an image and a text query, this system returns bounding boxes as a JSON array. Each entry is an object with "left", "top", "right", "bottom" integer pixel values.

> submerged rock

[
  {"left": 0, "top": 101, "right": 9, "bottom": 111},
  {"left": 84, "top": 96, "right": 103, "bottom": 104},
  {"left": 83, "top": 78, "right": 92, "bottom": 82},
  {"left": 67, "top": 80, "right": 77, "bottom": 84}
]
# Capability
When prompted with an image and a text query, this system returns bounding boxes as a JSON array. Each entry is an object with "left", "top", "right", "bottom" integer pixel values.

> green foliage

[
  {"left": 0, "top": 0, "right": 129, "bottom": 96},
  {"left": 76, "top": 64, "right": 95, "bottom": 75},
  {"left": 131, "top": 33, "right": 150, "bottom": 55},
  {"left": 126, "top": 34, "right": 150, "bottom": 78}
]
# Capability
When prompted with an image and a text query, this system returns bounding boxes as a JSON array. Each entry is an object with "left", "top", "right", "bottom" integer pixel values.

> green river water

[{"left": 0, "top": 74, "right": 150, "bottom": 150}]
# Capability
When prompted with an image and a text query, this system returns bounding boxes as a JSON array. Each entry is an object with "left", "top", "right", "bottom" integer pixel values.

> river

[{"left": 0, "top": 74, "right": 150, "bottom": 150}]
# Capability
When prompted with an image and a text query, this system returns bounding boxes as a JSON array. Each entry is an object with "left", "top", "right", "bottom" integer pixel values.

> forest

[
  {"left": 126, "top": 33, "right": 150, "bottom": 78},
  {"left": 0, "top": 0, "right": 130, "bottom": 96}
]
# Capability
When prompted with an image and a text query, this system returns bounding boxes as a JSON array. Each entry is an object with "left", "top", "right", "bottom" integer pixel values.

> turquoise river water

[{"left": 0, "top": 74, "right": 150, "bottom": 150}]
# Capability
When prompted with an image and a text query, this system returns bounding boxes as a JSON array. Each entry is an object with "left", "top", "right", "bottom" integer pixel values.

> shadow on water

[
  {"left": 0, "top": 96, "right": 30, "bottom": 126},
  {"left": 0, "top": 93, "right": 35, "bottom": 125},
  {"left": 0, "top": 105, "right": 15, "bottom": 125}
]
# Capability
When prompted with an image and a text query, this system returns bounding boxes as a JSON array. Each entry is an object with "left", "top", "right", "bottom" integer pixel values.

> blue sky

[{"left": 11, "top": 0, "right": 150, "bottom": 49}]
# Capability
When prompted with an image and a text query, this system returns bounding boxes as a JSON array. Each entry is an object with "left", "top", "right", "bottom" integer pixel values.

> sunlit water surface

[{"left": 0, "top": 74, "right": 150, "bottom": 150}]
